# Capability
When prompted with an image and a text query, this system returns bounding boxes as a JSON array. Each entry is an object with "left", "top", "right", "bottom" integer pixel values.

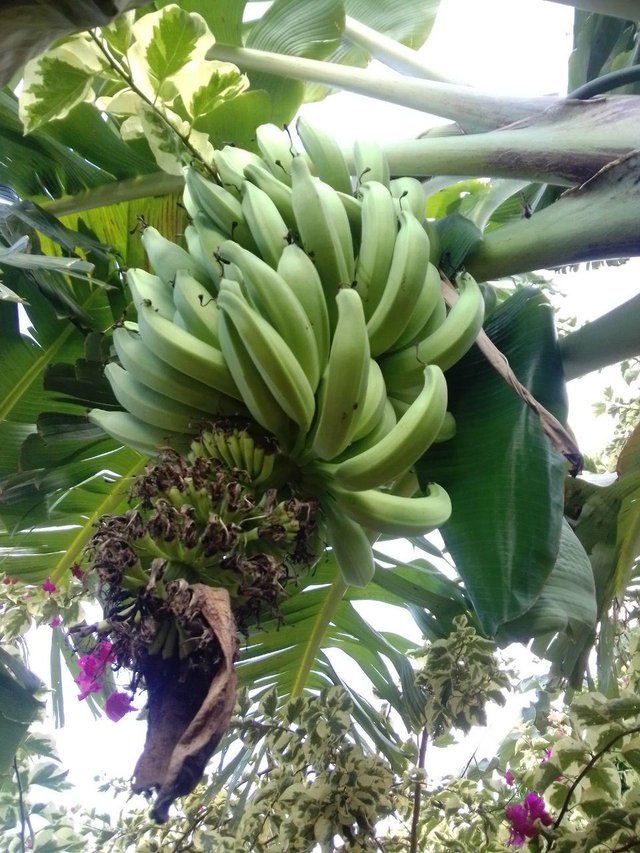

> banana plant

[{"left": 0, "top": 0, "right": 639, "bottom": 812}]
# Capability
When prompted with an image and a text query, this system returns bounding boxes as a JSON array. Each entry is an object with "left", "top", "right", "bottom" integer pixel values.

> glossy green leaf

[
  {"left": 304, "top": 0, "right": 442, "bottom": 102},
  {"left": 498, "top": 519, "right": 596, "bottom": 650},
  {"left": 417, "top": 288, "right": 568, "bottom": 635},
  {"left": 245, "top": 0, "right": 345, "bottom": 126}
]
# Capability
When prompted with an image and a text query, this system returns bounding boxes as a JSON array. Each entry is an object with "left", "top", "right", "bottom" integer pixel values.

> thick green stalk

[
  {"left": 383, "top": 98, "right": 640, "bottom": 186},
  {"left": 40, "top": 172, "right": 184, "bottom": 217},
  {"left": 206, "top": 43, "right": 556, "bottom": 132},
  {"left": 343, "top": 16, "right": 466, "bottom": 86},
  {"left": 548, "top": 0, "right": 640, "bottom": 20},
  {"left": 560, "top": 293, "right": 640, "bottom": 380},
  {"left": 465, "top": 151, "right": 640, "bottom": 282}
]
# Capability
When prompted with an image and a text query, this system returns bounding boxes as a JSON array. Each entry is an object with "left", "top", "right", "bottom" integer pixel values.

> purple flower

[
  {"left": 41, "top": 578, "right": 56, "bottom": 594},
  {"left": 541, "top": 748, "right": 552, "bottom": 764},
  {"left": 105, "top": 691, "right": 137, "bottom": 722},
  {"left": 506, "top": 792, "right": 552, "bottom": 847},
  {"left": 70, "top": 564, "right": 84, "bottom": 580},
  {"left": 504, "top": 769, "right": 515, "bottom": 786},
  {"left": 74, "top": 641, "right": 115, "bottom": 701},
  {"left": 49, "top": 615, "right": 61, "bottom": 628}
]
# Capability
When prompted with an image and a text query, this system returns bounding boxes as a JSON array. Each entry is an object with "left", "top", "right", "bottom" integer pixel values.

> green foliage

[{"left": 413, "top": 615, "right": 510, "bottom": 736}]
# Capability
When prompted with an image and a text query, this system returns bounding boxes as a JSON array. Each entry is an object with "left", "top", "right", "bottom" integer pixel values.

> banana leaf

[{"left": 416, "top": 288, "right": 572, "bottom": 636}]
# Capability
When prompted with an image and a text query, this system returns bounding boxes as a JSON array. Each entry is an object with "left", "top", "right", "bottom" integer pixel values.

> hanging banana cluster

[{"left": 90, "top": 118, "right": 485, "bottom": 588}]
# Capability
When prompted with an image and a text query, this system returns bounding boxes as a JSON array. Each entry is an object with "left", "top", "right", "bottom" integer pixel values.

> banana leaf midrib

[{"left": 0, "top": 285, "right": 105, "bottom": 424}]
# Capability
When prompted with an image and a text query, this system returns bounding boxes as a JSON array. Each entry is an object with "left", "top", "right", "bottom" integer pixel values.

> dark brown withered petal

[{"left": 131, "top": 585, "right": 238, "bottom": 823}]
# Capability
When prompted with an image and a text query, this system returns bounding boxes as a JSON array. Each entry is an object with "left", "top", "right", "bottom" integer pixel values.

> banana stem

[
  {"left": 205, "top": 43, "right": 556, "bottom": 132},
  {"left": 465, "top": 152, "right": 640, "bottom": 282},
  {"left": 343, "top": 16, "right": 466, "bottom": 86},
  {"left": 560, "top": 293, "right": 640, "bottom": 380},
  {"left": 289, "top": 562, "right": 347, "bottom": 700}
]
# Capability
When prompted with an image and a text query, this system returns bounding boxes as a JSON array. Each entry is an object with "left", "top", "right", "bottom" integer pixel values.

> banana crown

[{"left": 91, "top": 120, "right": 486, "bottom": 588}]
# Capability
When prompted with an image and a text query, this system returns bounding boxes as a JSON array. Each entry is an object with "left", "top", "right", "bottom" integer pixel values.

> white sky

[{"left": 18, "top": 0, "right": 640, "bottom": 825}]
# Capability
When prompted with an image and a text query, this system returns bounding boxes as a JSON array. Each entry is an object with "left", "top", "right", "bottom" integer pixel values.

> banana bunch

[{"left": 90, "top": 118, "right": 486, "bottom": 589}]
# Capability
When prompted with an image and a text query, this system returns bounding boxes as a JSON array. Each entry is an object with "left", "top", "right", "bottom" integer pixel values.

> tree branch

[
  {"left": 409, "top": 729, "right": 428, "bottom": 853},
  {"left": 553, "top": 724, "right": 640, "bottom": 830}
]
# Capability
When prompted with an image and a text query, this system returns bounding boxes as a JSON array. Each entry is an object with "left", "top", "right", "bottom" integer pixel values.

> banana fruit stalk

[{"left": 93, "top": 119, "right": 488, "bottom": 588}]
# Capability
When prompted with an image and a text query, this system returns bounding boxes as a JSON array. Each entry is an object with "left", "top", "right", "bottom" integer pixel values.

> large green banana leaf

[{"left": 416, "top": 288, "right": 592, "bottom": 638}]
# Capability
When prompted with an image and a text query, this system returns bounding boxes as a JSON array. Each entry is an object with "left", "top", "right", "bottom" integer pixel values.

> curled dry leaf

[
  {"left": 131, "top": 584, "right": 238, "bottom": 823},
  {"left": 441, "top": 277, "right": 582, "bottom": 474}
]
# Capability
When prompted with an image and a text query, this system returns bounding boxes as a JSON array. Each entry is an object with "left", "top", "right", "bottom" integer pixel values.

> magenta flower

[
  {"left": 504, "top": 769, "right": 515, "bottom": 786},
  {"left": 105, "top": 691, "right": 137, "bottom": 722},
  {"left": 506, "top": 792, "right": 552, "bottom": 847},
  {"left": 74, "top": 640, "right": 115, "bottom": 701},
  {"left": 541, "top": 748, "right": 552, "bottom": 764},
  {"left": 49, "top": 615, "right": 61, "bottom": 628},
  {"left": 41, "top": 578, "right": 56, "bottom": 594}
]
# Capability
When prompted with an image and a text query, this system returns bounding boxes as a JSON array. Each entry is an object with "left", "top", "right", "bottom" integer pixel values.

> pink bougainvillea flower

[
  {"left": 70, "top": 564, "right": 84, "bottom": 580},
  {"left": 506, "top": 792, "right": 552, "bottom": 847},
  {"left": 2, "top": 575, "right": 14, "bottom": 585},
  {"left": 541, "top": 748, "right": 552, "bottom": 764},
  {"left": 105, "top": 691, "right": 137, "bottom": 722},
  {"left": 41, "top": 578, "right": 56, "bottom": 594},
  {"left": 504, "top": 769, "right": 515, "bottom": 786},
  {"left": 74, "top": 640, "right": 115, "bottom": 701},
  {"left": 49, "top": 615, "right": 61, "bottom": 628}
]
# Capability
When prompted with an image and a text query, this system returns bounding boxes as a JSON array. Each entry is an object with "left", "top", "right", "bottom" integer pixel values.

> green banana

[
  {"left": 183, "top": 223, "right": 219, "bottom": 291},
  {"left": 276, "top": 243, "right": 330, "bottom": 371},
  {"left": 296, "top": 115, "right": 352, "bottom": 194},
  {"left": 241, "top": 180, "right": 290, "bottom": 268},
  {"left": 390, "top": 177, "right": 426, "bottom": 221},
  {"left": 217, "top": 240, "right": 320, "bottom": 390},
  {"left": 244, "top": 163, "right": 296, "bottom": 229},
  {"left": 191, "top": 212, "right": 229, "bottom": 288},
  {"left": 381, "top": 273, "right": 485, "bottom": 391},
  {"left": 323, "top": 500, "right": 375, "bottom": 587},
  {"left": 315, "top": 177, "right": 355, "bottom": 283},
  {"left": 365, "top": 210, "right": 431, "bottom": 357},
  {"left": 140, "top": 225, "right": 206, "bottom": 287},
  {"left": 105, "top": 363, "right": 207, "bottom": 434},
  {"left": 255, "top": 123, "right": 296, "bottom": 185},
  {"left": 311, "top": 287, "right": 370, "bottom": 461},
  {"left": 89, "top": 408, "right": 186, "bottom": 457},
  {"left": 213, "top": 146, "right": 265, "bottom": 194},
  {"left": 126, "top": 268, "right": 174, "bottom": 319},
  {"left": 354, "top": 181, "right": 398, "bottom": 319},
  {"left": 217, "top": 279, "right": 316, "bottom": 434},
  {"left": 172, "top": 270, "right": 220, "bottom": 347},
  {"left": 332, "top": 398, "right": 397, "bottom": 463},
  {"left": 334, "top": 365, "right": 448, "bottom": 491},
  {"left": 290, "top": 156, "right": 353, "bottom": 322},
  {"left": 349, "top": 358, "right": 387, "bottom": 443},
  {"left": 331, "top": 482, "right": 452, "bottom": 537},
  {"left": 216, "top": 310, "right": 292, "bottom": 445},
  {"left": 136, "top": 302, "right": 239, "bottom": 399},
  {"left": 184, "top": 167, "right": 258, "bottom": 251},
  {"left": 389, "top": 262, "right": 442, "bottom": 352},
  {"left": 112, "top": 327, "right": 243, "bottom": 416},
  {"left": 353, "top": 139, "right": 390, "bottom": 188}
]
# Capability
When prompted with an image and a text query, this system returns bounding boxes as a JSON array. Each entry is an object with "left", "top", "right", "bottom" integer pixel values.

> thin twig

[
  {"left": 13, "top": 756, "right": 33, "bottom": 852},
  {"left": 409, "top": 729, "right": 428, "bottom": 853},
  {"left": 553, "top": 724, "right": 640, "bottom": 830},
  {"left": 88, "top": 31, "right": 217, "bottom": 181}
]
